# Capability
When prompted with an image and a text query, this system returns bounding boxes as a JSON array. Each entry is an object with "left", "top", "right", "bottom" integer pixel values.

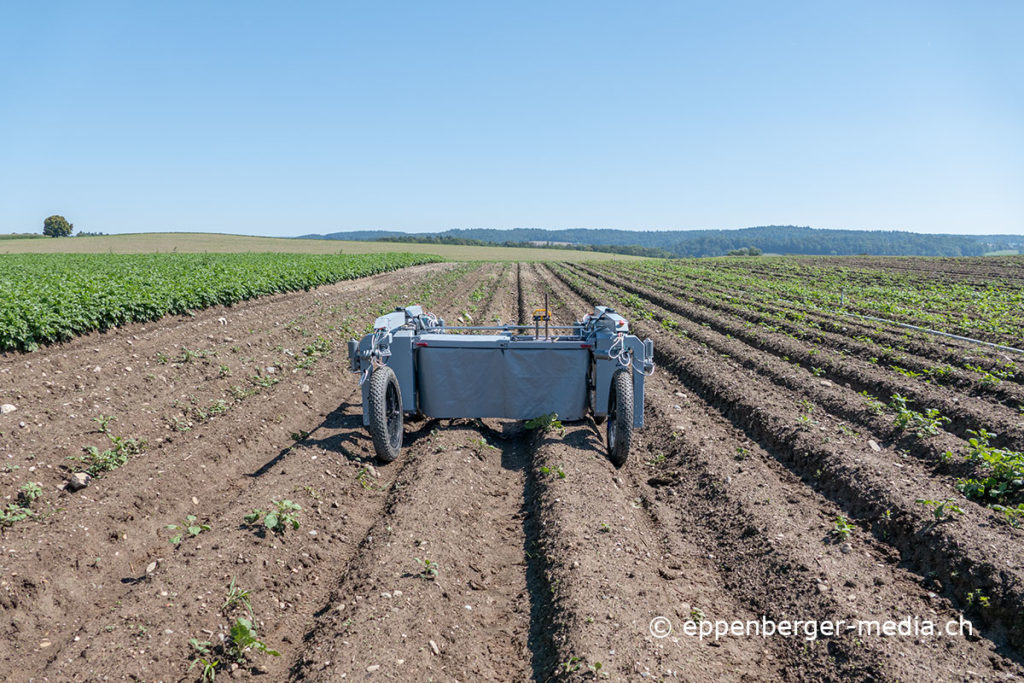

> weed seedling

[
  {"left": 965, "top": 590, "right": 991, "bottom": 608},
  {"left": 222, "top": 576, "right": 255, "bottom": 618},
  {"left": 915, "top": 498, "right": 965, "bottom": 520},
  {"left": 188, "top": 639, "right": 219, "bottom": 683},
  {"left": 167, "top": 515, "right": 211, "bottom": 545},
  {"left": 415, "top": 556, "right": 439, "bottom": 580},
  {"left": 539, "top": 465, "right": 567, "bottom": 479},
  {"left": 560, "top": 656, "right": 582, "bottom": 673},
  {"left": 831, "top": 515, "right": 854, "bottom": 541}
]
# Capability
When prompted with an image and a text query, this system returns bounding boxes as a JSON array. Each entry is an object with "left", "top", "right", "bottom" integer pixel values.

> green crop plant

[
  {"left": 646, "top": 452, "right": 667, "bottom": 465},
  {"left": 560, "top": 656, "right": 582, "bottom": 673},
  {"left": 18, "top": 481, "right": 43, "bottom": 504},
  {"left": 74, "top": 424, "right": 147, "bottom": 476},
  {"left": 176, "top": 347, "right": 212, "bottom": 363},
  {"left": 889, "top": 394, "right": 949, "bottom": 438},
  {"left": 861, "top": 391, "right": 886, "bottom": 415},
  {"left": 167, "top": 515, "right": 211, "bottom": 545},
  {"left": 0, "top": 503, "right": 32, "bottom": 527},
  {"left": 251, "top": 375, "right": 279, "bottom": 388},
  {"left": 991, "top": 504, "right": 1024, "bottom": 528},
  {"left": 228, "top": 617, "right": 280, "bottom": 662},
  {"left": 207, "top": 399, "right": 229, "bottom": 416},
  {"left": 0, "top": 252, "right": 443, "bottom": 352},
  {"left": 525, "top": 412, "right": 565, "bottom": 436},
  {"left": 355, "top": 467, "right": 377, "bottom": 490},
  {"left": 956, "top": 429, "right": 1023, "bottom": 505},
  {"left": 244, "top": 499, "right": 301, "bottom": 534}
]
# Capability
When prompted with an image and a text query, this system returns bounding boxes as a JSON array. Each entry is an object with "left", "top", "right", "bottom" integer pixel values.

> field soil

[{"left": 0, "top": 261, "right": 1021, "bottom": 682}]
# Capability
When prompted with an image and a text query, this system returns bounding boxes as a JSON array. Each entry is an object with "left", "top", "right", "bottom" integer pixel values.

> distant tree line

[
  {"left": 301, "top": 225, "right": 1024, "bottom": 258},
  {"left": 377, "top": 235, "right": 674, "bottom": 258}
]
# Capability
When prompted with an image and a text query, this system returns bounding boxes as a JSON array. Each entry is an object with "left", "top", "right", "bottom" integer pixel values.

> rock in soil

[
  {"left": 67, "top": 472, "right": 92, "bottom": 491},
  {"left": 0, "top": 404, "right": 16, "bottom": 414}
]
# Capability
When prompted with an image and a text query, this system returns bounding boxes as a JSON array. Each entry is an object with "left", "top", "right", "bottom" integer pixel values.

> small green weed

[
  {"left": 415, "top": 556, "right": 439, "bottom": 580},
  {"left": 915, "top": 498, "right": 965, "bottom": 520},
  {"left": 539, "top": 465, "right": 567, "bottom": 479},
  {"left": 831, "top": 515, "right": 854, "bottom": 541},
  {"left": 222, "top": 576, "right": 255, "bottom": 618},
  {"left": 188, "top": 639, "right": 219, "bottom": 683},
  {"left": 167, "top": 515, "right": 211, "bottom": 545}
]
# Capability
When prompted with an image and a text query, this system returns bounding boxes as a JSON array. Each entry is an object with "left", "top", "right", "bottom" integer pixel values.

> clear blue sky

[{"left": 1, "top": 1, "right": 1021, "bottom": 236}]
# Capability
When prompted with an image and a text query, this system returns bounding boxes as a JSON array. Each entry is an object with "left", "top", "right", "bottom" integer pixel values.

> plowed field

[{"left": 1, "top": 258, "right": 1022, "bottom": 682}]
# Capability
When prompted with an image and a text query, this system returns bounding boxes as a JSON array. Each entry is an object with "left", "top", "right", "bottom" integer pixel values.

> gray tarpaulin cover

[{"left": 417, "top": 346, "right": 589, "bottom": 420}]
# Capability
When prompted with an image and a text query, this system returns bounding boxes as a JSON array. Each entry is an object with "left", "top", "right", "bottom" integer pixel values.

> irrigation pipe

[{"left": 838, "top": 311, "right": 1024, "bottom": 356}]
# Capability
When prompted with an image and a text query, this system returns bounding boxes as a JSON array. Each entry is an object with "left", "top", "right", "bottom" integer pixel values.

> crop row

[
  {"left": 0, "top": 252, "right": 444, "bottom": 352},
  {"left": 583, "top": 262, "right": 1024, "bottom": 413},
  {"left": 605, "top": 256, "right": 1024, "bottom": 346}
]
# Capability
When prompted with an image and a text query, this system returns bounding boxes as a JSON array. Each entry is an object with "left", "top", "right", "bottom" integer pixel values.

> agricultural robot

[{"left": 348, "top": 299, "right": 654, "bottom": 465}]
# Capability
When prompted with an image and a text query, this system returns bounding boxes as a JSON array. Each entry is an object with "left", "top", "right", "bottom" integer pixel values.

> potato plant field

[
  {"left": 0, "top": 252, "right": 443, "bottom": 352},
  {"left": 0, "top": 255, "right": 1022, "bottom": 682}
]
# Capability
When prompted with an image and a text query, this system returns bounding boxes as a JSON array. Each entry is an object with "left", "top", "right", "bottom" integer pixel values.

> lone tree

[{"left": 43, "top": 215, "right": 74, "bottom": 237}]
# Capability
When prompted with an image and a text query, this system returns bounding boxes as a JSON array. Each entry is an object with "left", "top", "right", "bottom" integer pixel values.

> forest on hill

[{"left": 299, "top": 225, "right": 1023, "bottom": 258}]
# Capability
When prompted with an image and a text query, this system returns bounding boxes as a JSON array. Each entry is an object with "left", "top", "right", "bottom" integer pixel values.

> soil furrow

[
  {"left": 0, "top": 263, "right": 491, "bottom": 680},
  {"left": 528, "top": 265, "right": 874, "bottom": 680},
  {"left": 549, "top": 262, "right": 1024, "bottom": 656},
  {"left": 291, "top": 260, "right": 553, "bottom": 680}
]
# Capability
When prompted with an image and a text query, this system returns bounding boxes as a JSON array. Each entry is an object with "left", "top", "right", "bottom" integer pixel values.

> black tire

[
  {"left": 607, "top": 369, "right": 633, "bottom": 467},
  {"left": 368, "top": 366, "right": 403, "bottom": 463}
]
